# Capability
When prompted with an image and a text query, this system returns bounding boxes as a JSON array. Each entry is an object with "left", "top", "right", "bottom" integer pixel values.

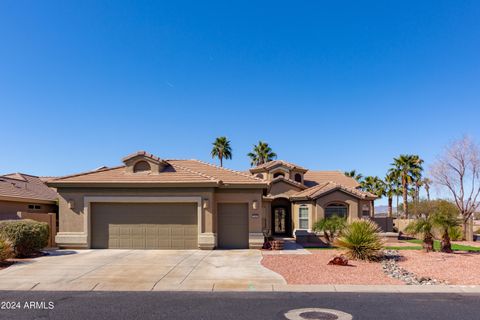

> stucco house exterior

[
  {"left": 0, "top": 173, "right": 58, "bottom": 220},
  {"left": 48, "top": 151, "right": 376, "bottom": 250}
]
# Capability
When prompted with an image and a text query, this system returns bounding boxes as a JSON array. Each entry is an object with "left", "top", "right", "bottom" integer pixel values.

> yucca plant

[{"left": 334, "top": 220, "right": 384, "bottom": 261}]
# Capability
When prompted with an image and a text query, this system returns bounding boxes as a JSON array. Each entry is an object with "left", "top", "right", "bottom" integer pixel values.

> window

[
  {"left": 28, "top": 204, "right": 41, "bottom": 210},
  {"left": 298, "top": 205, "right": 309, "bottom": 229},
  {"left": 325, "top": 203, "right": 348, "bottom": 219},
  {"left": 133, "top": 161, "right": 151, "bottom": 173},
  {"left": 255, "top": 173, "right": 264, "bottom": 179},
  {"left": 294, "top": 173, "right": 302, "bottom": 183},
  {"left": 273, "top": 172, "right": 285, "bottom": 178}
]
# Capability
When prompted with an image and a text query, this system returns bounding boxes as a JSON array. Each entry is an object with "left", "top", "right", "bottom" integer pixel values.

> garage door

[
  {"left": 217, "top": 203, "right": 249, "bottom": 249},
  {"left": 91, "top": 203, "right": 198, "bottom": 249}
]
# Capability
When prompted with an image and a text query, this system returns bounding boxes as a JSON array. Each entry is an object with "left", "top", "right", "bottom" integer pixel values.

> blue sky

[{"left": 1, "top": 1, "right": 479, "bottom": 204}]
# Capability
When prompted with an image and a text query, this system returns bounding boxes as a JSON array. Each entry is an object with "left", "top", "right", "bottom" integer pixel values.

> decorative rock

[
  {"left": 327, "top": 255, "right": 349, "bottom": 266},
  {"left": 381, "top": 250, "right": 447, "bottom": 285}
]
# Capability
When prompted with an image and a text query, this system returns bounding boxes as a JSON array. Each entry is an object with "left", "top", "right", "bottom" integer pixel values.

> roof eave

[
  {"left": 47, "top": 181, "right": 221, "bottom": 188},
  {"left": 0, "top": 195, "right": 57, "bottom": 204}
]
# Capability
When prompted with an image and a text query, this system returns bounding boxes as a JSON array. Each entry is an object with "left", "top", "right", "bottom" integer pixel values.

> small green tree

[
  {"left": 405, "top": 216, "right": 435, "bottom": 252},
  {"left": 313, "top": 215, "right": 347, "bottom": 245}
]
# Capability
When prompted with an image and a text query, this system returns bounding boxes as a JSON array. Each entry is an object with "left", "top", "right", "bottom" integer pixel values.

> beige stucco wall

[
  {"left": 0, "top": 200, "right": 57, "bottom": 220},
  {"left": 269, "top": 181, "right": 302, "bottom": 197},
  {"left": 56, "top": 186, "right": 264, "bottom": 249}
]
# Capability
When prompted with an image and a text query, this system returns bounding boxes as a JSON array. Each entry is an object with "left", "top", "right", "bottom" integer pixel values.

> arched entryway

[{"left": 271, "top": 198, "right": 292, "bottom": 237}]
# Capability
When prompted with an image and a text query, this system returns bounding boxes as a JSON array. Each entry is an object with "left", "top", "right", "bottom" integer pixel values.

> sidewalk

[{"left": 1, "top": 281, "right": 479, "bottom": 293}]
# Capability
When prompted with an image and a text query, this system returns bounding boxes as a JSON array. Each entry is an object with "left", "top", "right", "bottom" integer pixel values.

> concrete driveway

[{"left": 0, "top": 250, "right": 285, "bottom": 291}]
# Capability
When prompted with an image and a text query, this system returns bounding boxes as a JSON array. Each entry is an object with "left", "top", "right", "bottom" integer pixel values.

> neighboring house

[
  {"left": 0, "top": 173, "right": 58, "bottom": 220},
  {"left": 48, "top": 151, "right": 376, "bottom": 250}
]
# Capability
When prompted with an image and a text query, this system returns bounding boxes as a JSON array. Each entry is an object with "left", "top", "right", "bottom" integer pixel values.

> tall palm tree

[
  {"left": 247, "top": 141, "right": 277, "bottom": 167},
  {"left": 210, "top": 136, "right": 232, "bottom": 167},
  {"left": 390, "top": 154, "right": 424, "bottom": 218},
  {"left": 423, "top": 177, "right": 432, "bottom": 201},
  {"left": 344, "top": 170, "right": 363, "bottom": 182},
  {"left": 360, "top": 176, "right": 385, "bottom": 216},
  {"left": 384, "top": 172, "right": 399, "bottom": 218}
]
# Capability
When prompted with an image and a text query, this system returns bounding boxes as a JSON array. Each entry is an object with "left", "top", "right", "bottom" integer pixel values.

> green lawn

[{"left": 406, "top": 239, "right": 480, "bottom": 252}]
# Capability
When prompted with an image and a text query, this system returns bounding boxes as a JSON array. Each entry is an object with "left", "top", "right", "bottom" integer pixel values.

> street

[{"left": 0, "top": 291, "right": 478, "bottom": 320}]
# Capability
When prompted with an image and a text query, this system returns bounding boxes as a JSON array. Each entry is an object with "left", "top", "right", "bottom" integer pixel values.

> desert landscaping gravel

[
  {"left": 397, "top": 251, "right": 480, "bottom": 285},
  {"left": 261, "top": 250, "right": 403, "bottom": 285}
]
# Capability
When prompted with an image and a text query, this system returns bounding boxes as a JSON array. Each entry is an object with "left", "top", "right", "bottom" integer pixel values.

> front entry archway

[{"left": 271, "top": 198, "right": 292, "bottom": 237}]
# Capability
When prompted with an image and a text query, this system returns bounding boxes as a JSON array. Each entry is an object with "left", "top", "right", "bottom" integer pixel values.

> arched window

[
  {"left": 273, "top": 172, "right": 285, "bottom": 178},
  {"left": 294, "top": 173, "right": 302, "bottom": 182},
  {"left": 255, "top": 173, "right": 264, "bottom": 179},
  {"left": 133, "top": 161, "right": 151, "bottom": 173},
  {"left": 325, "top": 203, "right": 348, "bottom": 219}
]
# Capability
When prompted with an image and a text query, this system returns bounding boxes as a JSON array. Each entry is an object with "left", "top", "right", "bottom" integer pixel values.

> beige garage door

[
  {"left": 91, "top": 203, "right": 198, "bottom": 249},
  {"left": 217, "top": 203, "right": 249, "bottom": 249}
]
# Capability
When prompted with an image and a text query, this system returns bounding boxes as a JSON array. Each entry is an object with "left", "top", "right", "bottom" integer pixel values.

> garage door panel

[
  {"left": 218, "top": 203, "right": 249, "bottom": 249},
  {"left": 91, "top": 203, "right": 198, "bottom": 249}
]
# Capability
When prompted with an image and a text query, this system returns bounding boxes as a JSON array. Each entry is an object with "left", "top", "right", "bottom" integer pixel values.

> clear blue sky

[{"left": 1, "top": 1, "right": 480, "bottom": 198}]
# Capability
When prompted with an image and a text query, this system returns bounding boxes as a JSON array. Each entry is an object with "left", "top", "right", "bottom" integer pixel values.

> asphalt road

[{"left": 0, "top": 291, "right": 478, "bottom": 320}]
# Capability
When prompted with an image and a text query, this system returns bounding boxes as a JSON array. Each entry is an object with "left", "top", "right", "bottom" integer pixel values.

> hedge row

[{"left": 0, "top": 219, "right": 49, "bottom": 257}]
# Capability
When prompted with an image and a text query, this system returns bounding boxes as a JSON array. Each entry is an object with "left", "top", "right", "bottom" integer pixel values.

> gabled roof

[
  {"left": 48, "top": 158, "right": 266, "bottom": 188},
  {"left": 304, "top": 171, "right": 359, "bottom": 189},
  {"left": 122, "top": 150, "right": 164, "bottom": 163},
  {"left": 290, "top": 181, "right": 376, "bottom": 201},
  {"left": 250, "top": 160, "right": 308, "bottom": 173},
  {"left": 0, "top": 173, "right": 58, "bottom": 202},
  {"left": 270, "top": 176, "right": 308, "bottom": 190}
]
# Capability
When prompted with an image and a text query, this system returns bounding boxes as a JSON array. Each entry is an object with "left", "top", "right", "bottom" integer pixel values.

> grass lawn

[{"left": 406, "top": 239, "right": 480, "bottom": 251}]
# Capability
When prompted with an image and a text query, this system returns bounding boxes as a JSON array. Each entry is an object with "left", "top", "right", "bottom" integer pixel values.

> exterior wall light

[
  {"left": 203, "top": 199, "right": 209, "bottom": 209},
  {"left": 67, "top": 200, "right": 75, "bottom": 209},
  {"left": 252, "top": 200, "right": 258, "bottom": 210}
]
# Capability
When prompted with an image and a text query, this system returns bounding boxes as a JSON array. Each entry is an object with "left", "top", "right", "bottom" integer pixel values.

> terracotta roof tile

[
  {"left": 291, "top": 181, "right": 376, "bottom": 200},
  {"left": 304, "top": 171, "right": 359, "bottom": 188},
  {"left": 250, "top": 160, "right": 308, "bottom": 172},
  {"left": 0, "top": 173, "right": 58, "bottom": 202},
  {"left": 49, "top": 159, "right": 265, "bottom": 186}
]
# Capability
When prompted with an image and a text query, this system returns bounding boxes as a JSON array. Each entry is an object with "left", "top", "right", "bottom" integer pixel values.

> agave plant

[{"left": 334, "top": 220, "right": 384, "bottom": 261}]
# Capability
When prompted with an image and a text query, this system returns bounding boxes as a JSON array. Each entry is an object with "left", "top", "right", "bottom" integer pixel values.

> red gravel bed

[
  {"left": 398, "top": 251, "right": 480, "bottom": 285},
  {"left": 261, "top": 250, "right": 403, "bottom": 285}
]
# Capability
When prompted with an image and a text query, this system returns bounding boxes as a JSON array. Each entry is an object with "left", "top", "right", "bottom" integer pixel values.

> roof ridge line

[
  {"left": 51, "top": 165, "right": 125, "bottom": 181},
  {"left": 170, "top": 162, "right": 220, "bottom": 182},
  {"left": 192, "top": 159, "right": 264, "bottom": 182}
]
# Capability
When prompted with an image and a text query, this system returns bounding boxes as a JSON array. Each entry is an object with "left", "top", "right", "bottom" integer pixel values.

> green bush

[
  {"left": 313, "top": 215, "right": 347, "bottom": 244},
  {"left": 0, "top": 220, "right": 49, "bottom": 257},
  {"left": 0, "top": 238, "right": 13, "bottom": 262},
  {"left": 334, "top": 219, "right": 384, "bottom": 261},
  {"left": 448, "top": 226, "right": 463, "bottom": 241}
]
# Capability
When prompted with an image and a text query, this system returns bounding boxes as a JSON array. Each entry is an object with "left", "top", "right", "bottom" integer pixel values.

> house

[
  {"left": 47, "top": 151, "right": 376, "bottom": 250},
  {"left": 0, "top": 173, "right": 58, "bottom": 220}
]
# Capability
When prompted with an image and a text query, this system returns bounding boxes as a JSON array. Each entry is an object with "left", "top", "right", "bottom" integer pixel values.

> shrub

[
  {"left": 334, "top": 219, "right": 384, "bottom": 261},
  {"left": 313, "top": 215, "right": 347, "bottom": 244},
  {"left": 448, "top": 226, "right": 463, "bottom": 241},
  {"left": 0, "top": 220, "right": 49, "bottom": 257},
  {"left": 0, "top": 238, "right": 14, "bottom": 262}
]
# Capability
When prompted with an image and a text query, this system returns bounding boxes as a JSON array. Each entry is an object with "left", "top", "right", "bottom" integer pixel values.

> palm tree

[
  {"left": 430, "top": 200, "right": 460, "bottom": 253},
  {"left": 210, "top": 136, "right": 232, "bottom": 167},
  {"left": 247, "top": 141, "right": 277, "bottom": 167},
  {"left": 390, "top": 154, "right": 424, "bottom": 218},
  {"left": 384, "top": 172, "right": 399, "bottom": 218},
  {"left": 405, "top": 216, "right": 435, "bottom": 252},
  {"left": 344, "top": 170, "right": 363, "bottom": 182},
  {"left": 423, "top": 177, "right": 432, "bottom": 201},
  {"left": 360, "top": 176, "right": 385, "bottom": 216}
]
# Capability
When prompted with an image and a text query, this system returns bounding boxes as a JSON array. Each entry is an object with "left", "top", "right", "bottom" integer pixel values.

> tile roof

[
  {"left": 291, "top": 181, "right": 376, "bottom": 200},
  {"left": 270, "top": 176, "right": 307, "bottom": 190},
  {"left": 304, "top": 171, "right": 359, "bottom": 188},
  {"left": 0, "top": 173, "right": 58, "bottom": 202},
  {"left": 250, "top": 160, "right": 308, "bottom": 172},
  {"left": 49, "top": 159, "right": 265, "bottom": 186}
]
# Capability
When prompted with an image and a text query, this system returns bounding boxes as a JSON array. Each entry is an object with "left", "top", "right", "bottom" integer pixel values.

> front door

[{"left": 272, "top": 206, "right": 291, "bottom": 236}]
